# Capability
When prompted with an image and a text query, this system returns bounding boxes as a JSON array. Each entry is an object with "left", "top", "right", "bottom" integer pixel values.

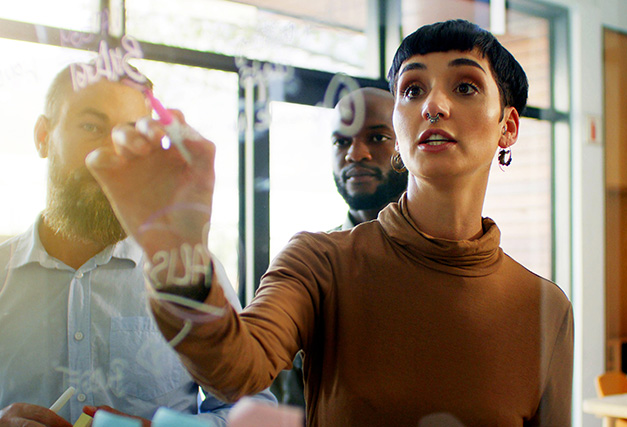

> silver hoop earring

[{"left": 426, "top": 113, "right": 440, "bottom": 124}]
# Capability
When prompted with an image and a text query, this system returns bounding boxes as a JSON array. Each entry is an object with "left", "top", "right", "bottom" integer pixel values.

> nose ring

[{"left": 426, "top": 113, "right": 441, "bottom": 124}]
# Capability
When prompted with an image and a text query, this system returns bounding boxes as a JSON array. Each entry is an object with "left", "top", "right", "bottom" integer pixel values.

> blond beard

[{"left": 43, "top": 154, "right": 126, "bottom": 247}]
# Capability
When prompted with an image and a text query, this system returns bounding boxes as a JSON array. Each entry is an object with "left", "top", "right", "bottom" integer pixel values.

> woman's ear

[
  {"left": 498, "top": 106, "right": 520, "bottom": 149},
  {"left": 34, "top": 115, "right": 50, "bottom": 158}
]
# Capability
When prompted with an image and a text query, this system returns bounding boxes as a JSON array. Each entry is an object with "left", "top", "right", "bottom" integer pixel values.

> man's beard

[
  {"left": 334, "top": 168, "right": 408, "bottom": 211},
  {"left": 42, "top": 155, "right": 126, "bottom": 246}
]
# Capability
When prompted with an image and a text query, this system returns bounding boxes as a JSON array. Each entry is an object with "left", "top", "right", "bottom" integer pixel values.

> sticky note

[
  {"left": 152, "top": 407, "right": 215, "bottom": 427},
  {"left": 227, "top": 398, "right": 304, "bottom": 427},
  {"left": 73, "top": 413, "right": 93, "bottom": 427},
  {"left": 92, "top": 411, "right": 142, "bottom": 427}
]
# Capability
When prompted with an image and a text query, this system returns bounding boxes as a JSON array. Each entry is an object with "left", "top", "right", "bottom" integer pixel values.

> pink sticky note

[{"left": 227, "top": 398, "right": 304, "bottom": 427}]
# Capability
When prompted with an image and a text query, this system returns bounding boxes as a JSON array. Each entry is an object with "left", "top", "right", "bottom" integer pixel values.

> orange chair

[
  {"left": 595, "top": 372, "right": 627, "bottom": 427},
  {"left": 597, "top": 372, "right": 627, "bottom": 397}
]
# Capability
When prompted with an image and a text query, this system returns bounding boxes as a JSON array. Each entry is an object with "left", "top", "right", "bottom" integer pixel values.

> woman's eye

[
  {"left": 402, "top": 84, "right": 423, "bottom": 99},
  {"left": 456, "top": 82, "right": 479, "bottom": 95}
]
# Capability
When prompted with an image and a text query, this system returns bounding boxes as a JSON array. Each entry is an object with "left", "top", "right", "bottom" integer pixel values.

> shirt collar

[
  {"left": 341, "top": 213, "right": 357, "bottom": 230},
  {"left": 6, "top": 215, "right": 143, "bottom": 271}
]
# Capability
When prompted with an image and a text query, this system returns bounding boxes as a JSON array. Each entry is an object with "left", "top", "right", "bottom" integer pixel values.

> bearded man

[
  {"left": 331, "top": 87, "right": 408, "bottom": 230},
  {"left": 0, "top": 63, "right": 274, "bottom": 427}
]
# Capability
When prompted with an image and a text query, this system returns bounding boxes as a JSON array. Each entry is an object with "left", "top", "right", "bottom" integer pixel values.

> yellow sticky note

[{"left": 73, "top": 413, "right": 93, "bottom": 427}]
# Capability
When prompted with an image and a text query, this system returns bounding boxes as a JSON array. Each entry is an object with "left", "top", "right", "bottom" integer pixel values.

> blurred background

[{"left": 0, "top": 1, "right": 624, "bottom": 425}]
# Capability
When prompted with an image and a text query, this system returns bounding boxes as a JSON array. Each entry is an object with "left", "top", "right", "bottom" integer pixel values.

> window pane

[
  {"left": 0, "top": 39, "right": 94, "bottom": 241},
  {"left": 0, "top": 0, "right": 100, "bottom": 32},
  {"left": 133, "top": 59, "right": 241, "bottom": 287},
  {"left": 0, "top": 39, "right": 241, "bottom": 288},
  {"left": 269, "top": 102, "right": 346, "bottom": 259},
  {"left": 400, "top": 0, "right": 551, "bottom": 108},
  {"left": 236, "top": 0, "right": 368, "bottom": 31},
  {"left": 483, "top": 118, "right": 553, "bottom": 279},
  {"left": 126, "top": 0, "right": 371, "bottom": 77}
]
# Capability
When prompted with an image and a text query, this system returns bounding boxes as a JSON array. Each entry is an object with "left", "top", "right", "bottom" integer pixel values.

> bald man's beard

[
  {"left": 42, "top": 155, "right": 126, "bottom": 247},
  {"left": 334, "top": 168, "right": 408, "bottom": 211}
]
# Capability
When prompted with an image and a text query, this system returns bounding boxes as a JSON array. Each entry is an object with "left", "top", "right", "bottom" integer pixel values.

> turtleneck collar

[{"left": 378, "top": 194, "right": 503, "bottom": 277}]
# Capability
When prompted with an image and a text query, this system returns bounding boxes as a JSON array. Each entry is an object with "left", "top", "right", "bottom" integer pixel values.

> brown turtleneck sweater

[{"left": 151, "top": 195, "right": 573, "bottom": 426}]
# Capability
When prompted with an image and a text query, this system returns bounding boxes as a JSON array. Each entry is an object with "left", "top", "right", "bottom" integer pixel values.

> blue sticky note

[
  {"left": 92, "top": 411, "right": 142, "bottom": 427},
  {"left": 152, "top": 407, "right": 215, "bottom": 427}
]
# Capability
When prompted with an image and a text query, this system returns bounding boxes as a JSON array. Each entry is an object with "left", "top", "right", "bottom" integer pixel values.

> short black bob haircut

[{"left": 387, "top": 19, "right": 529, "bottom": 116}]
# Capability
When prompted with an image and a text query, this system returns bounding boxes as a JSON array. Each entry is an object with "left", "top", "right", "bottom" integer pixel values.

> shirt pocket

[{"left": 109, "top": 316, "right": 191, "bottom": 401}]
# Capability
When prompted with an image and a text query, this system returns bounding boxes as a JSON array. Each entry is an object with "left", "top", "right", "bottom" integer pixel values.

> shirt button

[
  {"left": 77, "top": 393, "right": 86, "bottom": 402},
  {"left": 74, "top": 331, "right": 84, "bottom": 341},
  {"left": 75, "top": 272, "right": 84, "bottom": 279}
]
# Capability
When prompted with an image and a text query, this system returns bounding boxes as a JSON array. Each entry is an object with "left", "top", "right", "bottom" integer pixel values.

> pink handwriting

[{"left": 70, "top": 35, "right": 146, "bottom": 91}]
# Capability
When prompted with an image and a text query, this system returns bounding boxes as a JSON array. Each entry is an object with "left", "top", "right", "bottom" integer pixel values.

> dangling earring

[
  {"left": 498, "top": 148, "right": 512, "bottom": 167},
  {"left": 391, "top": 151, "right": 406, "bottom": 173},
  {"left": 498, "top": 126, "right": 511, "bottom": 168}
]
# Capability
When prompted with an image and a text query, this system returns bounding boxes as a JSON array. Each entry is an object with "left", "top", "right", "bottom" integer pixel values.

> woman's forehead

[
  {"left": 399, "top": 49, "right": 488, "bottom": 72},
  {"left": 397, "top": 49, "right": 498, "bottom": 88}
]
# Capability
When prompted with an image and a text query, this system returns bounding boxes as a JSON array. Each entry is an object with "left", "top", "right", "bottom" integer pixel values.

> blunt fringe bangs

[{"left": 387, "top": 19, "right": 529, "bottom": 116}]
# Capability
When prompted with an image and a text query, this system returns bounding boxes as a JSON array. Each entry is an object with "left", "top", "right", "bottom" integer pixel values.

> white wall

[{"left": 540, "top": 0, "right": 627, "bottom": 425}]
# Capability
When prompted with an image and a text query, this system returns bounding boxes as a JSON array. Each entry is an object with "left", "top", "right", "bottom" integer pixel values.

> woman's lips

[
  {"left": 418, "top": 129, "right": 456, "bottom": 144},
  {"left": 417, "top": 129, "right": 456, "bottom": 152}
]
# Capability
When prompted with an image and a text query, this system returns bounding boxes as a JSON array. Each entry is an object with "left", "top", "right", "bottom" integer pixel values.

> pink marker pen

[{"left": 144, "top": 89, "right": 192, "bottom": 163}]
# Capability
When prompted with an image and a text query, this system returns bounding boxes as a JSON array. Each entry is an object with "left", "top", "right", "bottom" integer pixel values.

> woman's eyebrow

[
  {"left": 448, "top": 58, "right": 486, "bottom": 74},
  {"left": 398, "top": 62, "right": 426, "bottom": 77}
]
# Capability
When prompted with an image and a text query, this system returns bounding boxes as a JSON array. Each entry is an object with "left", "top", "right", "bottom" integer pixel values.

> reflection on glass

[
  {"left": 0, "top": 0, "right": 100, "bottom": 32},
  {"left": 126, "top": 0, "right": 370, "bottom": 76},
  {"left": 0, "top": 39, "right": 93, "bottom": 241},
  {"left": 0, "top": 35, "right": 260, "bottom": 425},
  {"left": 133, "top": 59, "right": 240, "bottom": 287},
  {"left": 269, "top": 101, "right": 346, "bottom": 259}
]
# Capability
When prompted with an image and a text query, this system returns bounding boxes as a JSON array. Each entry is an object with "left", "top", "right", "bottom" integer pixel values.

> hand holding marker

[
  {"left": 144, "top": 89, "right": 193, "bottom": 163},
  {"left": 121, "top": 79, "right": 193, "bottom": 163}
]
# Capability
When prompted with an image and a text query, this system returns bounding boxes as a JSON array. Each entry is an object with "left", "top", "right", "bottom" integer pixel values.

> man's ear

[
  {"left": 34, "top": 115, "right": 51, "bottom": 158},
  {"left": 498, "top": 106, "right": 520, "bottom": 149}
]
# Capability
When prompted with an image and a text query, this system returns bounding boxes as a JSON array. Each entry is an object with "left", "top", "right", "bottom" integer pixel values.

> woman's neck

[{"left": 405, "top": 174, "right": 488, "bottom": 241}]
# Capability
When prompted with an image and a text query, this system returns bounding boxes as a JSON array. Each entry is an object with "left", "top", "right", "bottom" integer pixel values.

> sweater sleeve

[
  {"left": 149, "top": 232, "right": 330, "bottom": 403},
  {"left": 527, "top": 302, "right": 574, "bottom": 426}
]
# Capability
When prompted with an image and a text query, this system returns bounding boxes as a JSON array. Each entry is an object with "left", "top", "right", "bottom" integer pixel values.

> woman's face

[{"left": 392, "top": 49, "right": 517, "bottom": 183}]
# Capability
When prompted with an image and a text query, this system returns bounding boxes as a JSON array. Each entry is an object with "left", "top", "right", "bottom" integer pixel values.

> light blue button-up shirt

[{"left": 0, "top": 217, "right": 275, "bottom": 425}]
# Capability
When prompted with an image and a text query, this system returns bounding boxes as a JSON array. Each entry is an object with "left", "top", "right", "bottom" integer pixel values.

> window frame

[{"left": 0, "top": 0, "right": 571, "bottom": 304}]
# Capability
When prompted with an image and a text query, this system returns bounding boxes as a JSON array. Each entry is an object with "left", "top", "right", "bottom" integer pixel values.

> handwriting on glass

[
  {"left": 235, "top": 58, "right": 297, "bottom": 133},
  {"left": 149, "top": 243, "right": 211, "bottom": 287},
  {"left": 55, "top": 359, "right": 128, "bottom": 398},
  {"left": 60, "top": 10, "right": 109, "bottom": 49},
  {"left": 320, "top": 73, "right": 365, "bottom": 135},
  {"left": 70, "top": 35, "right": 146, "bottom": 91}
]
